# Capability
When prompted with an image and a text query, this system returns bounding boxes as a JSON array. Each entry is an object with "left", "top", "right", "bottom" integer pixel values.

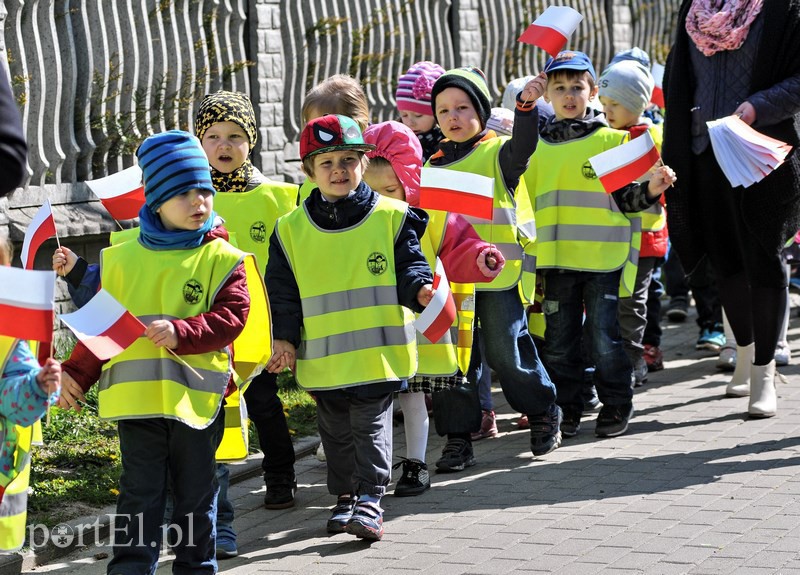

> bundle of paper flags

[{"left": 707, "top": 115, "right": 793, "bottom": 189}]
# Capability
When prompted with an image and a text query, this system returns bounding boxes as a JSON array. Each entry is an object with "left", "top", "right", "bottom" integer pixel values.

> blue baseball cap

[{"left": 545, "top": 51, "right": 597, "bottom": 81}]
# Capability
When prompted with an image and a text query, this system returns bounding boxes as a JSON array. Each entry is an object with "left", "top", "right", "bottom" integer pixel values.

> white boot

[
  {"left": 749, "top": 360, "right": 777, "bottom": 418},
  {"left": 725, "top": 343, "right": 755, "bottom": 397}
]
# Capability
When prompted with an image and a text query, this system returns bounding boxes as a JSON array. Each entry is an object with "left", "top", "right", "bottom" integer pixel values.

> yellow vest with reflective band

[
  {"left": 109, "top": 226, "right": 139, "bottom": 246},
  {"left": 213, "top": 181, "right": 298, "bottom": 276},
  {"left": 638, "top": 123, "right": 666, "bottom": 232},
  {"left": 431, "top": 137, "right": 526, "bottom": 292},
  {"left": 276, "top": 195, "right": 417, "bottom": 390},
  {"left": 99, "top": 238, "right": 271, "bottom": 429},
  {"left": 523, "top": 127, "right": 641, "bottom": 296},
  {"left": 417, "top": 208, "right": 476, "bottom": 376},
  {"left": 0, "top": 337, "right": 34, "bottom": 551},
  {"left": 514, "top": 175, "right": 538, "bottom": 303}
]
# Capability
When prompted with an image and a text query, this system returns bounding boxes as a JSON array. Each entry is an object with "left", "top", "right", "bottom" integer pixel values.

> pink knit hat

[
  {"left": 363, "top": 121, "right": 423, "bottom": 206},
  {"left": 396, "top": 61, "right": 446, "bottom": 116}
]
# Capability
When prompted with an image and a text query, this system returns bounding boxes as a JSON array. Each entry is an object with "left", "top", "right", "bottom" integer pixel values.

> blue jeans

[
  {"left": 541, "top": 270, "right": 633, "bottom": 413},
  {"left": 468, "top": 326, "right": 494, "bottom": 411},
  {"left": 110, "top": 415, "right": 223, "bottom": 575},
  {"left": 215, "top": 464, "right": 235, "bottom": 542},
  {"left": 467, "top": 287, "right": 556, "bottom": 416}
]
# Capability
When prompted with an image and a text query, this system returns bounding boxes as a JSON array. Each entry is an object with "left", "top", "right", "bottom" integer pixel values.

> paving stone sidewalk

[{"left": 11, "top": 308, "right": 800, "bottom": 575}]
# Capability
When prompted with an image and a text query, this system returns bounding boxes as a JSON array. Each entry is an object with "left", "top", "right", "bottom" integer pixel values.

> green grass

[{"left": 27, "top": 369, "right": 317, "bottom": 528}]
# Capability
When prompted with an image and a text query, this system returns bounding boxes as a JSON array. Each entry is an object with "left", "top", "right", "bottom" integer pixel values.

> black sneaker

[
  {"left": 582, "top": 384, "right": 601, "bottom": 411},
  {"left": 529, "top": 404, "right": 562, "bottom": 456},
  {"left": 393, "top": 458, "right": 431, "bottom": 497},
  {"left": 264, "top": 473, "right": 297, "bottom": 509},
  {"left": 560, "top": 407, "right": 582, "bottom": 438},
  {"left": 435, "top": 438, "right": 476, "bottom": 472},
  {"left": 327, "top": 495, "right": 357, "bottom": 533},
  {"left": 595, "top": 403, "right": 633, "bottom": 438},
  {"left": 665, "top": 297, "right": 688, "bottom": 322}
]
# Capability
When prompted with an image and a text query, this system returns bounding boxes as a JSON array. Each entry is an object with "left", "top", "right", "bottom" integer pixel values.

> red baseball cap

[{"left": 299, "top": 114, "right": 375, "bottom": 160}]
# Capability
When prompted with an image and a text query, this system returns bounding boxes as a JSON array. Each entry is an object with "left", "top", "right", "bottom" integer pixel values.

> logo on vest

[
  {"left": 250, "top": 221, "right": 266, "bottom": 243},
  {"left": 367, "top": 252, "right": 388, "bottom": 276},
  {"left": 582, "top": 161, "right": 597, "bottom": 180},
  {"left": 183, "top": 279, "right": 204, "bottom": 304}
]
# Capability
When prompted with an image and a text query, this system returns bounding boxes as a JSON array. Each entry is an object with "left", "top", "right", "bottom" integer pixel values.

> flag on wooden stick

[
  {"left": 415, "top": 258, "right": 457, "bottom": 344},
  {"left": 419, "top": 168, "right": 494, "bottom": 220},
  {"left": 589, "top": 131, "right": 660, "bottom": 193},
  {"left": 85, "top": 165, "right": 145, "bottom": 221},
  {"left": 0, "top": 267, "right": 55, "bottom": 342},
  {"left": 20, "top": 200, "right": 57, "bottom": 270},
  {"left": 518, "top": 6, "right": 583, "bottom": 57}
]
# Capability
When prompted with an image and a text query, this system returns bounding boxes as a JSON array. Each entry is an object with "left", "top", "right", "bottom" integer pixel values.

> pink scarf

[{"left": 686, "top": 0, "right": 764, "bottom": 56}]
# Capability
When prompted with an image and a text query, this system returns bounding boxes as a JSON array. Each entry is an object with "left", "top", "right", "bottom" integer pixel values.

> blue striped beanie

[{"left": 136, "top": 130, "right": 215, "bottom": 213}]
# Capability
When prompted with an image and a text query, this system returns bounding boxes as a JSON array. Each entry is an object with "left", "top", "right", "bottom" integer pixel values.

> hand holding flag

[
  {"left": 518, "top": 6, "right": 583, "bottom": 58},
  {"left": 85, "top": 165, "right": 145, "bottom": 221},
  {"left": 589, "top": 131, "right": 661, "bottom": 193},
  {"left": 21, "top": 200, "right": 58, "bottom": 270},
  {"left": 415, "top": 258, "right": 457, "bottom": 344}
]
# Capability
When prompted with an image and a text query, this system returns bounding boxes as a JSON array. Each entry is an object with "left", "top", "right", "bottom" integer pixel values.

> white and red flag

[
  {"left": 415, "top": 258, "right": 457, "bottom": 344},
  {"left": 0, "top": 267, "right": 55, "bottom": 342},
  {"left": 59, "top": 288, "right": 145, "bottom": 360},
  {"left": 650, "top": 63, "right": 665, "bottom": 108},
  {"left": 85, "top": 165, "right": 144, "bottom": 221},
  {"left": 20, "top": 200, "right": 57, "bottom": 270},
  {"left": 419, "top": 167, "right": 494, "bottom": 220},
  {"left": 518, "top": 6, "right": 583, "bottom": 57},
  {"left": 589, "top": 130, "right": 661, "bottom": 193}
]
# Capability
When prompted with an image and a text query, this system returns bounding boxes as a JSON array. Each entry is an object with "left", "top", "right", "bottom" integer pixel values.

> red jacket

[{"left": 630, "top": 124, "right": 668, "bottom": 259}]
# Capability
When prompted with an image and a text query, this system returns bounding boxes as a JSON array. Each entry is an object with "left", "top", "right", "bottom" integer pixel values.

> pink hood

[{"left": 363, "top": 121, "right": 423, "bottom": 206}]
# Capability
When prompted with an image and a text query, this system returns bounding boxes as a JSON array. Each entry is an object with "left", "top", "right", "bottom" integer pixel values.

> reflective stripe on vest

[
  {"left": 523, "top": 127, "right": 641, "bottom": 295},
  {"left": 416, "top": 208, "right": 476, "bottom": 377},
  {"left": 276, "top": 194, "right": 416, "bottom": 389},
  {"left": 99, "top": 239, "right": 265, "bottom": 429},
  {"left": 434, "top": 137, "right": 523, "bottom": 291},
  {"left": 213, "top": 181, "right": 298, "bottom": 275}
]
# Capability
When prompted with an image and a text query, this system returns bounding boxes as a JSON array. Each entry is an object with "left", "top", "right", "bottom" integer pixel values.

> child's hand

[
  {"left": 145, "top": 319, "right": 178, "bottom": 349},
  {"left": 733, "top": 101, "right": 756, "bottom": 125},
  {"left": 267, "top": 339, "right": 296, "bottom": 373},
  {"left": 53, "top": 247, "right": 77, "bottom": 277},
  {"left": 519, "top": 72, "right": 548, "bottom": 105},
  {"left": 57, "top": 371, "right": 85, "bottom": 411},
  {"left": 477, "top": 245, "right": 505, "bottom": 278},
  {"left": 417, "top": 283, "right": 434, "bottom": 307},
  {"left": 647, "top": 165, "right": 677, "bottom": 199},
  {"left": 36, "top": 357, "right": 61, "bottom": 395}
]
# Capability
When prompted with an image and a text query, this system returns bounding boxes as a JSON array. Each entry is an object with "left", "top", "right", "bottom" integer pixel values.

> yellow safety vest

[
  {"left": 417, "top": 208, "right": 476, "bottom": 376},
  {"left": 298, "top": 179, "right": 314, "bottom": 204},
  {"left": 98, "top": 238, "right": 270, "bottom": 429},
  {"left": 431, "top": 138, "right": 530, "bottom": 293},
  {"left": 275, "top": 195, "right": 417, "bottom": 390},
  {"left": 638, "top": 123, "right": 666, "bottom": 232},
  {"left": 213, "top": 181, "right": 298, "bottom": 276},
  {"left": 0, "top": 337, "right": 35, "bottom": 551},
  {"left": 523, "top": 127, "right": 641, "bottom": 296}
]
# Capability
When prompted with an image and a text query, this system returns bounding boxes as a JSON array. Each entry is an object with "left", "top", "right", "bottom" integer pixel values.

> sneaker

[
  {"left": 643, "top": 344, "right": 664, "bottom": 371},
  {"left": 215, "top": 534, "right": 238, "bottom": 559},
  {"left": 696, "top": 324, "right": 725, "bottom": 353},
  {"left": 775, "top": 341, "right": 791, "bottom": 367},
  {"left": 632, "top": 356, "right": 648, "bottom": 387},
  {"left": 529, "top": 404, "right": 562, "bottom": 456},
  {"left": 315, "top": 442, "right": 327, "bottom": 462},
  {"left": 327, "top": 495, "right": 357, "bottom": 534},
  {"left": 560, "top": 407, "right": 581, "bottom": 438},
  {"left": 595, "top": 403, "right": 634, "bottom": 438},
  {"left": 264, "top": 474, "right": 297, "bottom": 509},
  {"left": 790, "top": 276, "right": 800, "bottom": 292},
  {"left": 666, "top": 297, "right": 688, "bottom": 322},
  {"left": 345, "top": 500, "right": 384, "bottom": 541},
  {"left": 582, "top": 384, "right": 601, "bottom": 412},
  {"left": 392, "top": 458, "right": 430, "bottom": 497},
  {"left": 470, "top": 409, "right": 498, "bottom": 441},
  {"left": 716, "top": 345, "right": 737, "bottom": 371},
  {"left": 517, "top": 414, "right": 530, "bottom": 429},
  {"left": 435, "top": 438, "right": 476, "bottom": 472}
]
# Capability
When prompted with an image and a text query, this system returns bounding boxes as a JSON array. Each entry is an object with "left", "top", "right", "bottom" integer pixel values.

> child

[
  {"left": 597, "top": 56, "right": 666, "bottom": 386},
  {"left": 428, "top": 66, "right": 562, "bottom": 460},
  {"left": 362, "top": 120, "right": 504, "bottom": 487},
  {"left": 0, "top": 237, "right": 61, "bottom": 552},
  {"left": 396, "top": 61, "right": 445, "bottom": 161},
  {"left": 522, "top": 51, "right": 676, "bottom": 439},
  {"left": 265, "top": 115, "right": 433, "bottom": 540},
  {"left": 57, "top": 130, "right": 269, "bottom": 574}
]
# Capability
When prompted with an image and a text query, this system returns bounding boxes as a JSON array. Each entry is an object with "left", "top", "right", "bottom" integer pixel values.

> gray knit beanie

[{"left": 597, "top": 60, "right": 654, "bottom": 116}]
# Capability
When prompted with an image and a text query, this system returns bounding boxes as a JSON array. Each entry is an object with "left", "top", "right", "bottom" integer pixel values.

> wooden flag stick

[{"left": 165, "top": 347, "right": 205, "bottom": 380}]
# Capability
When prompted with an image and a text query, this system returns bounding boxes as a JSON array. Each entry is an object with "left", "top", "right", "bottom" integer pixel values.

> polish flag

[
  {"left": 85, "top": 165, "right": 144, "bottom": 220},
  {"left": 415, "top": 258, "right": 457, "bottom": 344},
  {"left": 59, "top": 289, "right": 145, "bottom": 360},
  {"left": 419, "top": 168, "right": 494, "bottom": 220},
  {"left": 518, "top": 6, "right": 583, "bottom": 57},
  {"left": 0, "top": 267, "right": 55, "bottom": 342},
  {"left": 589, "top": 130, "right": 661, "bottom": 193},
  {"left": 20, "top": 200, "right": 57, "bottom": 270},
  {"left": 651, "top": 63, "right": 665, "bottom": 108}
]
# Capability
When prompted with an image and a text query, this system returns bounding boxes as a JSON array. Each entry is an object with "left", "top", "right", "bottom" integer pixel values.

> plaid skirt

[{"left": 401, "top": 373, "right": 466, "bottom": 394}]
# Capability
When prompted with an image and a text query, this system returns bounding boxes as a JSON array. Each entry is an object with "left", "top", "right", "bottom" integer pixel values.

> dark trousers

[{"left": 244, "top": 370, "right": 296, "bottom": 482}]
